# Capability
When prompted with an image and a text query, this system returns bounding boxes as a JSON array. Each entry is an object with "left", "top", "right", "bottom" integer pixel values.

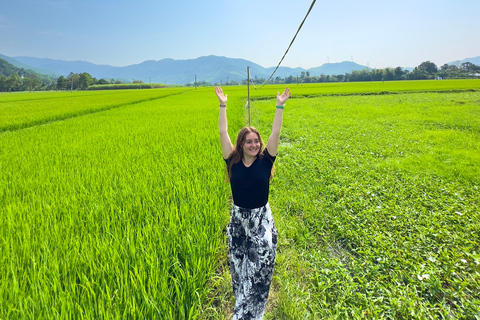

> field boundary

[
  {"left": 0, "top": 91, "right": 189, "bottom": 134},
  {"left": 250, "top": 88, "right": 480, "bottom": 101}
]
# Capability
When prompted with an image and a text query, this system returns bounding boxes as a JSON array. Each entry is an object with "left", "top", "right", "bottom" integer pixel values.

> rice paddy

[{"left": 1, "top": 80, "right": 479, "bottom": 319}]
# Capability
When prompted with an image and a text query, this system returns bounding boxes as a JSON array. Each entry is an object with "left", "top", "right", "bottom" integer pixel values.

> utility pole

[{"left": 247, "top": 66, "right": 251, "bottom": 126}]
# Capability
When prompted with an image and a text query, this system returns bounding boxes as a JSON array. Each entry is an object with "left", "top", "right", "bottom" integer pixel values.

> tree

[
  {"left": 23, "top": 75, "right": 41, "bottom": 92},
  {"left": 394, "top": 67, "right": 404, "bottom": 80},
  {"left": 79, "top": 72, "right": 93, "bottom": 89},
  {"left": 411, "top": 67, "right": 429, "bottom": 80},
  {"left": 383, "top": 68, "right": 395, "bottom": 81},
  {"left": 67, "top": 72, "right": 80, "bottom": 91},
  {"left": 303, "top": 75, "right": 313, "bottom": 83},
  {"left": 0, "top": 75, "right": 6, "bottom": 92},
  {"left": 6, "top": 73, "right": 19, "bottom": 92},
  {"left": 461, "top": 62, "right": 480, "bottom": 72},
  {"left": 417, "top": 61, "right": 438, "bottom": 76},
  {"left": 57, "top": 76, "right": 67, "bottom": 90},
  {"left": 284, "top": 75, "right": 295, "bottom": 84}
]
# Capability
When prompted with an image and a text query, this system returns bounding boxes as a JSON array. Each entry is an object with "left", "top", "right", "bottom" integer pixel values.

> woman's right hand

[{"left": 215, "top": 86, "right": 228, "bottom": 105}]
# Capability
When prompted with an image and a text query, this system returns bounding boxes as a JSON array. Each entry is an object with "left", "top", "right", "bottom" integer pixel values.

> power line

[{"left": 260, "top": 0, "right": 317, "bottom": 88}]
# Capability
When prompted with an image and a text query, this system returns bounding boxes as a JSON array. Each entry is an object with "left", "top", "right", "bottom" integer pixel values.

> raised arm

[
  {"left": 216, "top": 86, "right": 234, "bottom": 159},
  {"left": 266, "top": 87, "right": 290, "bottom": 156}
]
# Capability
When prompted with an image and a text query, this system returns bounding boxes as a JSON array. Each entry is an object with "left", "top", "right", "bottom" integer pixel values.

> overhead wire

[
  {"left": 246, "top": 0, "right": 316, "bottom": 125},
  {"left": 259, "top": 0, "right": 317, "bottom": 88}
]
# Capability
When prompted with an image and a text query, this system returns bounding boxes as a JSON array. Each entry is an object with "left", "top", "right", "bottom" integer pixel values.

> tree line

[
  {"left": 216, "top": 61, "right": 480, "bottom": 86},
  {"left": 0, "top": 58, "right": 56, "bottom": 92},
  {"left": 0, "top": 58, "right": 135, "bottom": 92},
  {"left": 55, "top": 72, "right": 138, "bottom": 91},
  {"left": 1, "top": 58, "right": 479, "bottom": 92}
]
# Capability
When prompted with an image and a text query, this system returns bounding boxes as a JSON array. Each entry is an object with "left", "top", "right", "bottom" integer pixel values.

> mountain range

[
  {"left": 1, "top": 54, "right": 367, "bottom": 85},
  {"left": 1, "top": 54, "right": 479, "bottom": 85}
]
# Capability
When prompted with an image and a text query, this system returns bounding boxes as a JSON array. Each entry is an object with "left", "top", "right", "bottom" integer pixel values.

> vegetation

[
  {"left": 0, "top": 58, "right": 55, "bottom": 91},
  {"left": 0, "top": 87, "right": 236, "bottom": 318},
  {"left": 1, "top": 81, "right": 479, "bottom": 319},
  {"left": 2, "top": 56, "right": 479, "bottom": 92},
  {"left": 87, "top": 83, "right": 166, "bottom": 90},
  {"left": 0, "top": 89, "right": 190, "bottom": 133},
  {"left": 0, "top": 59, "right": 152, "bottom": 92},
  {"left": 228, "top": 61, "right": 480, "bottom": 86},
  {"left": 204, "top": 81, "right": 480, "bottom": 319},
  {"left": 259, "top": 87, "right": 479, "bottom": 319}
]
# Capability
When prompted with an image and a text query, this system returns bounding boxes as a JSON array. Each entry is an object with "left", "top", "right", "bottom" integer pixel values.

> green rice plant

[
  {"left": 249, "top": 90, "right": 480, "bottom": 319},
  {"left": 2, "top": 81, "right": 479, "bottom": 319},
  {"left": 245, "top": 79, "right": 480, "bottom": 99},
  {"left": 0, "top": 88, "right": 189, "bottom": 133},
  {"left": 0, "top": 87, "right": 244, "bottom": 319}
]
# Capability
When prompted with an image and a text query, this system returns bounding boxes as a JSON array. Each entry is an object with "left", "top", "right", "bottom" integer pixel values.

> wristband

[
  {"left": 220, "top": 104, "right": 226, "bottom": 108},
  {"left": 276, "top": 105, "right": 284, "bottom": 109}
]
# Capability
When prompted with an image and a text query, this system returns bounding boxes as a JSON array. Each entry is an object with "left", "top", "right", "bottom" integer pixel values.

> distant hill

[
  {"left": 6, "top": 54, "right": 480, "bottom": 85},
  {"left": 0, "top": 57, "right": 54, "bottom": 84},
  {"left": 0, "top": 54, "right": 61, "bottom": 77},
  {"left": 10, "top": 55, "right": 369, "bottom": 85},
  {"left": 448, "top": 56, "right": 480, "bottom": 66},
  {"left": 308, "top": 61, "right": 366, "bottom": 75}
]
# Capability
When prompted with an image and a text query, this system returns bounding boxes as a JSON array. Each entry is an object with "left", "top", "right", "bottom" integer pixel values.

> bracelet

[
  {"left": 220, "top": 104, "right": 226, "bottom": 108},
  {"left": 276, "top": 105, "right": 284, "bottom": 109}
]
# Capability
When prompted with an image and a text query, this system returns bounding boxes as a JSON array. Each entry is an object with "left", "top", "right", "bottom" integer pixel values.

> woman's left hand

[{"left": 276, "top": 87, "right": 291, "bottom": 106}]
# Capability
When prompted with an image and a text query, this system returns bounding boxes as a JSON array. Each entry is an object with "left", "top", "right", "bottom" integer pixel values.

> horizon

[
  {"left": 5, "top": 54, "right": 477, "bottom": 71},
  {"left": 1, "top": 0, "right": 479, "bottom": 69}
]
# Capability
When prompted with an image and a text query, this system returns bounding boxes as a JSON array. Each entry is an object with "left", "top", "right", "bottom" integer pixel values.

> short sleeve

[{"left": 264, "top": 148, "right": 276, "bottom": 163}]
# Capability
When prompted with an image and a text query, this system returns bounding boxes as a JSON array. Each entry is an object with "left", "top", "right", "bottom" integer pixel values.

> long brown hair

[{"left": 226, "top": 126, "right": 274, "bottom": 181}]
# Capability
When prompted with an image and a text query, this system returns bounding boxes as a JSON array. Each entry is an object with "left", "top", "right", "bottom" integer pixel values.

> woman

[{"left": 215, "top": 86, "right": 291, "bottom": 319}]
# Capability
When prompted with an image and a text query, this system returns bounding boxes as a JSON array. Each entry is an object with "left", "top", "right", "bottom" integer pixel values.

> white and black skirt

[{"left": 227, "top": 203, "right": 278, "bottom": 320}]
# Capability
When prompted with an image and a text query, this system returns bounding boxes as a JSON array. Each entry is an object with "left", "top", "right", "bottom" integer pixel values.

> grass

[
  {"left": 0, "top": 88, "right": 189, "bottom": 132},
  {"left": 0, "top": 88, "right": 241, "bottom": 318},
  {"left": 254, "top": 89, "right": 480, "bottom": 319},
  {"left": 1, "top": 81, "right": 479, "bottom": 319}
]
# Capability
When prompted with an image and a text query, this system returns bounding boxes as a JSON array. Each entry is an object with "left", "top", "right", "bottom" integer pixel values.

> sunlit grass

[
  {"left": 254, "top": 90, "right": 480, "bottom": 319},
  {"left": 0, "top": 88, "right": 243, "bottom": 318},
  {"left": 1, "top": 82, "right": 479, "bottom": 319},
  {"left": 0, "top": 88, "right": 190, "bottom": 132}
]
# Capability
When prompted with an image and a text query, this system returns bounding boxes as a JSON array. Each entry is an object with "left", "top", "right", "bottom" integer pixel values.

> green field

[{"left": 1, "top": 80, "right": 479, "bottom": 319}]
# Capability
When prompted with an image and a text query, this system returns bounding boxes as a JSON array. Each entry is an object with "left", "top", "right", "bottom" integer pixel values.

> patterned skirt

[{"left": 227, "top": 203, "right": 278, "bottom": 320}]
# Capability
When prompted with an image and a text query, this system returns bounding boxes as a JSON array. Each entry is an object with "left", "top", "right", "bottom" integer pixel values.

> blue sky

[{"left": 1, "top": 0, "right": 479, "bottom": 69}]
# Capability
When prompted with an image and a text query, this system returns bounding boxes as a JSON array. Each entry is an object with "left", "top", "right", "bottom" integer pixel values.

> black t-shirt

[{"left": 224, "top": 149, "right": 276, "bottom": 209}]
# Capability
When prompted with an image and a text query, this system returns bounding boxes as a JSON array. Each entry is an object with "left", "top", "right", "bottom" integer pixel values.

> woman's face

[{"left": 242, "top": 132, "right": 261, "bottom": 157}]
